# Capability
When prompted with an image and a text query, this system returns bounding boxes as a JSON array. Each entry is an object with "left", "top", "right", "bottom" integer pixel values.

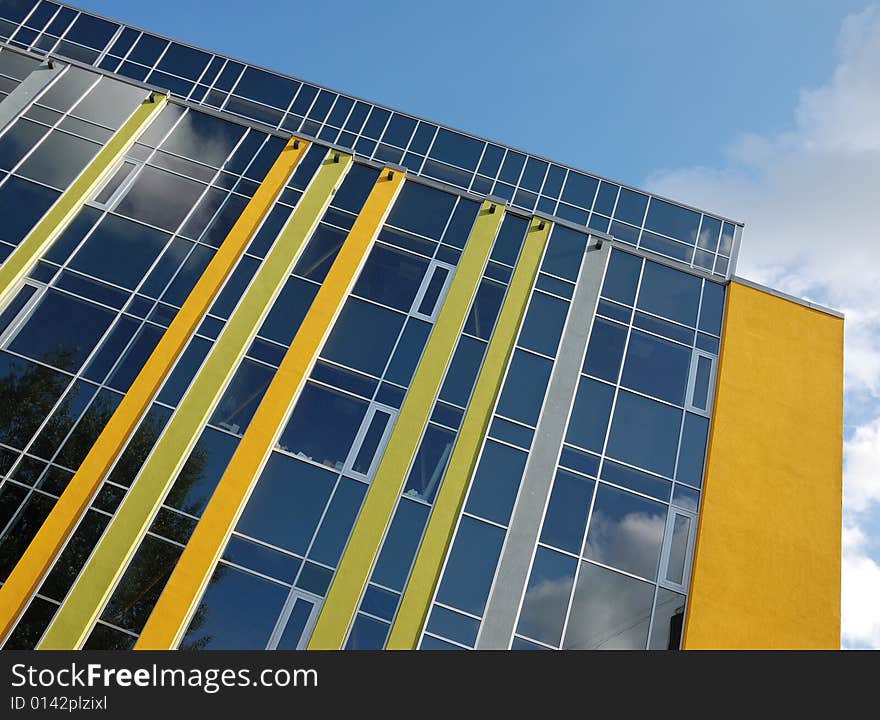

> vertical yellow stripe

[
  {"left": 387, "top": 218, "right": 550, "bottom": 649},
  {"left": 0, "top": 135, "right": 304, "bottom": 642},
  {"left": 37, "top": 141, "right": 324, "bottom": 650},
  {"left": 308, "top": 201, "right": 505, "bottom": 650},
  {"left": 683, "top": 282, "right": 842, "bottom": 649},
  {"left": 0, "top": 92, "right": 165, "bottom": 307},
  {"left": 135, "top": 167, "right": 405, "bottom": 649}
]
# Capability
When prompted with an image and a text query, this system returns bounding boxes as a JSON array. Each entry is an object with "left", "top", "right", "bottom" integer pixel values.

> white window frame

[
  {"left": 341, "top": 402, "right": 398, "bottom": 482},
  {"left": 410, "top": 258, "right": 455, "bottom": 322},
  {"left": 685, "top": 349, "right": 716, "bottom": 416},
  {"left": 657, "top": 506, "right": 698, "bottom": 593},
  {"left": 265, "top": 590, "right": 323, "bottom": 650}
]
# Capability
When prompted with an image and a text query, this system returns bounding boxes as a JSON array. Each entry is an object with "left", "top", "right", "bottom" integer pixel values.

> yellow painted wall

[{"left": 683, "top": 281, "right": 843, "bottom": 649}]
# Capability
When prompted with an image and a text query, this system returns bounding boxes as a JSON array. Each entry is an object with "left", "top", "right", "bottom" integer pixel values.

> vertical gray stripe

[
  {"left": 476, "top": 241, "right": 609, "bottom": 649},
  {"left": 0, "top": 61, "right": 64, "bottom": 133}
]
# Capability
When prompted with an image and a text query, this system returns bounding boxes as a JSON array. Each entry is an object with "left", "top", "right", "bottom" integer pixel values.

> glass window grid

[
  {"left": 0, "top": 93, "right": 304, "bottom": 647},
  {"left": 418, "top": 233, "right": 578, "bottom": 649},
  {"left": 174, "top": 185, "right": 476, "bottom": 649},
  {"left": 345, "top": 215, "right": 528, "bottom": 648},
  {"left": 0, "top": 4, "right": 741, "bottom": 278},
  {"left": 0, "top": 66, "right": 146, "bottom": 257},
  {"left": 507, "top": 251, "right": 723, "bottom": 651},
  {"left": 73, "top": 149, "right": 332, "bottom": 649}
]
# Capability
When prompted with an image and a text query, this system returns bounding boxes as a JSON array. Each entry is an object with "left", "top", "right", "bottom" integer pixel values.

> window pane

[
  {"left": 426, "top": 605, "right": 479, "bottom": 647},
  {"left": 691, "top": 355, "right": 712, "bottom": 410},
  {"left": 69, "top": 214, "right": 170, "bottom": 289},
  {"left": 666, "top": 513, "right": 691, "bottom": 584},
  {"left": 601, "top": 249, "right": 642, "bottom": 305},
  {"left": 18, "top": 130, "right": 100, "bottom": 189},
  {"left": 439, "top": 335, "right": 486, "bottom": 408},
  {"left": 371, "top": 498, "right": 429, "bottom": 591},
  {"left": 518, "top": 292, "right": 568, "bottom": 357},
  {"left": 277, "top": 383, "right": 368, "bottom": 471},
  {"left": 404, "top": 423, "right": 455, "bottom": 503},
  {"left": 0, "top": 175, "right": 60, "bottom": 248},
  {"left": 584, "top": 484, "right": 666, "bottom": 580},
  {"left": 384, "top": 317, "right": 430, "bottom": 386},
  {"left": 636, "top": 261, "right": 701, "bottom": 327},
  {"left": 541, "top": 226, "right": 585, "bottom": 281},
  {"left": 699, "top": 281, "right": 724, "bottom": 335},
  {"left": 463, "top": 279, "right": 504, "bottom": 340},
  {"left": 115, "top": 165, "right": 205, "bottom": 231},
  {"left": 275, "top": 597, "right": 315, "bottom": 650},
  {"left": 160, "top": 108, "right": 244, "bottom": 168},
  {"left": 540, "top": 470, "right": 595, "bottom": 554},
  {"left": 583, "top": 317, "right": 627, "bottom": 382},
  {"left": 436, "top": 516, "right": 504, "bottom": 616},
  {"left": 308, "top": 477, "right": 367, "bottom": 567},
  {"left": 236, "top": 453, "right": 336, "bottom": 554},
  {"left": 648, "top": 588, "right": 686, "bottom": 650},
  {"left": 496, "top": 349, "right": 551, "bottom": 426},
  {"left": 209, "top": 359, "right": 274, "bottom": 435},
  {"left": 606, "top": 391, "right": 682, "bottom": 477},
  {"left": 257, "top": 276, "right": 318, "bottom": 346},
  {"left": 321, "top": 298, "right": 405, "bottom": 377},
  {"left": 516, "top": 547, "right": 577, "bottom": 647},
  {"left": 293, "top": 224, "right": 347, "bottom": 283},
  {"left": 464, "top": 440, "right": 527, "bottom": 525},
  {"left": 8, "top": 290, "right": 114, "bottom": 372},
  {"left": 351, "top": 410, "right": 390, "bottom": 475},
  {"left": 563, "top": 561, "right": 654, "bottom": 650},
  {"left": 165, "top": 427, "right": 238, "bottom": 516},
  {"left": 565, "top": 377, "right": 614, "bottom": 454},
  {"left": 417, "top": 265, "right": 449, "bottom": 316},
  {"left": 353, "top": 244, "right": 428, "bottom": 312},
  {"left": 180, "top": 564, "right": 287, "bottom": 650},
  {"left": 387, "top": 182, "right": 456, "bottom": 240},
  {"left": 346, "top": 613, "right": 390, "bottom": 650},
  {"left": 676, "top": 413, "right": 709, "bottom": 488},
  {"left": 621, "top": 330, "right": 691, "bottom": 406}
]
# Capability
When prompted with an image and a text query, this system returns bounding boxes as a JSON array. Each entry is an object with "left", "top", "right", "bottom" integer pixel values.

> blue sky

[{"left": 72, "top": 0, "right": 880, "bottom": 648}]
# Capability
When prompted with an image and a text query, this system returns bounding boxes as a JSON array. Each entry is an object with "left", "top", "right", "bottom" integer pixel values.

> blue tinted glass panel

[
  {"left": 209, "top": 359, "right": 274, "bottom": 435},
  {"left": 166, "top": 427, "right": 238, "bottom": 516},
  {"left": 439, "top": 335, "right": 485, "bottom": 408},
  {"left": 540, "top": 470, "right": 595, "bottom": 554},
  {"left": 308, "top": 477, "right": 367, "bottom": 566},
  {"left": 179, "top": 564, "right": 286, "bottom": 650},
  {"left": 436, "top": 516, "right": 504, "bottom": 616},
  {"left": 384, "top": 317, "right": 430, "bottom": 387},
  {"left": 637, "top": 261, "right": 701, "bottom": 327},
  {"left": 565, "top": 377, "right": 614, "bottom": 454},
  {"left": 645, "top": 198, "right": 700, "bottom": 244},
  {"left": 257, "top": 276, "right": 318, "bottom": 346},
  {"left": 516, "top": 547, "right": 577, "bottom": 647},
  {"left": 8, "top": 290, "right": 113, "bottom": 372},
  {"left": 464, "top": 440, "right": 527, "bottom": 525},
  {"left": 601, "top": 461, "right": 671, "bottom": 502},
  {"left": 353, "top": 244, "right": 427, "bottom": 311},
  {"left": 496, "top": 350, "right": 551, "bottom": 426},
  {"left": 582, "top": 317, "right": 627, "bottom": 382},
  {"left": 387, "top": 183, "right": 455, "bottom": 240},
  {"left": 276, "top": 383, "right": 368, "bottom": 471},
  {"left": 584, "top": 484, "right": 665, "bottom": 580},
  {"left": 541, "top": 226, "right": 585, "bottom": 281},
  {"left": 321, "top": 298, "right": 405, "bottom": 377},
  {"left": 621, "top": 330, "right": 691, "bottom": 405},
  {"left": 676, "top": 412, "right": 709, "bottom": 488},
  {"left": 236, "top": 453, "right": 336, "bottom": 555},
  {"left": 518, "top": 292, "right": 568, "bottom": 357},
  {"left": 601, "top": 249, "right": 641, "bottom": 305},
  {"left": 404, "top": 424, "right": 455, "bottom": 503},
  {"left": 346, "top": 614, "right": 390, "bottom": 650},
  {"left": 699, "top": 281, "right": 724, "bottom": 335},
  {"left": 371, "top": 498, "right": 429, "bottom": 591},
  {"left": 427, "top": 605, "right": 479, "bottom": 647},
  {"left": 606, "top": 391, "right": 682, "bottom": 477}
]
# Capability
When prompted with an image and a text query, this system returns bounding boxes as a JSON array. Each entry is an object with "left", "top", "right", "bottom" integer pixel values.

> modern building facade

[{"left": 0, "top": 0, "right": 842, "bottom": 651}]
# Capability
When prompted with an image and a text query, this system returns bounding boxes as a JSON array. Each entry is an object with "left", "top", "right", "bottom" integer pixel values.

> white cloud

[{"left": 646, "top": 5, "right": 880, "bottom": 648}]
